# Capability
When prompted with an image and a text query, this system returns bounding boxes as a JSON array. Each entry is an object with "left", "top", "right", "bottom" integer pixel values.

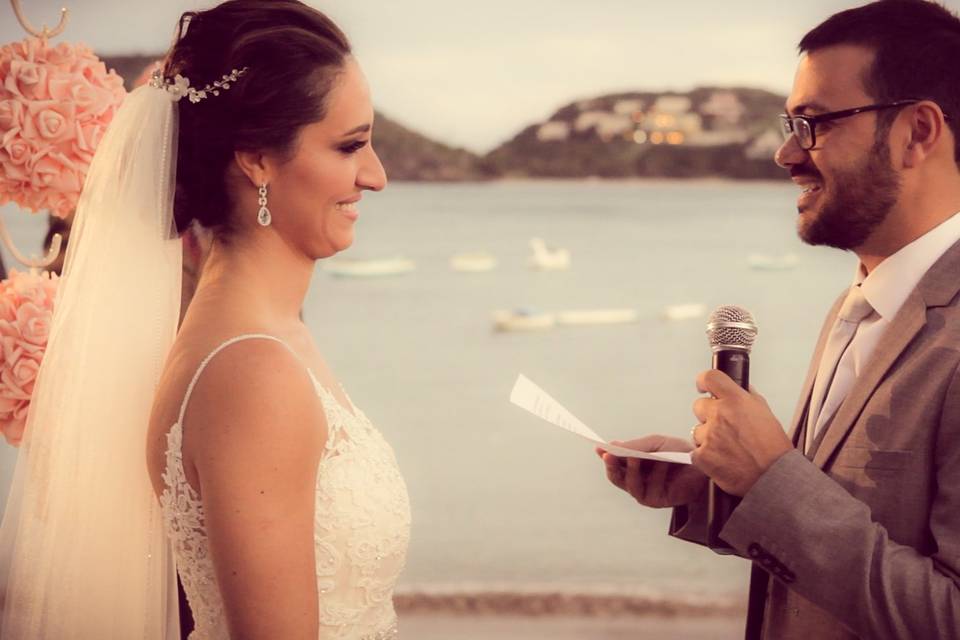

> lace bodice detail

[{"left": 159, "top": 335, "right": 411, "bottom": 639}]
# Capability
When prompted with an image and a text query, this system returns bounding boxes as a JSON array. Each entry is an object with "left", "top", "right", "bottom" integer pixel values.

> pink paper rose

[
  {"left": 0, "top": 294, "right": 16, "bottom": 323},
  {"left": 0, "top": 360, "right": 32, "bottom": 400},
  {"left": 3, "top": 399, "right": 32, "bottom": 445},
  {"left": 71, "top": 120, "right": 103, "bottom": 162},
  {"left": 0, "top": 269, "right": 58, "bottom": 446},
  {"left": 45, "top": 42, "right": 77, "bottom": 70},
  {"left": 0, "top": 397, "right": 26, "bottom": 446},
  {"left": 16, "top": 303, "right": 50, "bottom": 347},
  {"left": 50, "top": 76, "right": 117, "bottom": 120},
  {"left": 0, "top": 99, "right": 24, "bottom": 129},
  {"left": 8, "top": 353, "right": 39, "bottom": 395},
  {"left": 31, "top": 152, "right": 81, "bottom": 195},
  {"left": 5, "top": 60, "right": 49, "bottom": 101},
  {"left": 45, "top": 190, "right": 74, "bottom": 218},
  {"left": 29, "top": 100, "right": 76, "bottom": 144},
  {"left": 0, "top": 37, "right": 126, "bottom": 217},
  {"left": 2, "top": 132, "right": 35, "bottom": 168}
]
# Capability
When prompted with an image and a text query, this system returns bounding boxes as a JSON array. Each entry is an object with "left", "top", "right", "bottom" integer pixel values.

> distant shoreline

[
  {"left": 398, "top": 612, "right": 746, "bottom": 640},
  {"left": 388, "top": 176, "right": 791, "bottom": 186},
  {"left": 393, "top": 586, "right": 746, "bottom": 618}
]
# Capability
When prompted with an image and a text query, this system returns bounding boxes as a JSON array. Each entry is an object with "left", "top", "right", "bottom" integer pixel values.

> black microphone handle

[{"left": 707, "top": 348, "right": 749, "bottom": 554}]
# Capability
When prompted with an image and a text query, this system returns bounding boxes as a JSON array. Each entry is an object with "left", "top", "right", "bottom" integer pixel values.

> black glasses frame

[{"left": 780, "top": 99, "right": 952, "bottom": 150}]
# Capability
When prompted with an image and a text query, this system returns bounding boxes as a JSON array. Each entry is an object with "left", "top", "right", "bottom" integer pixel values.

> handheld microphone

[{"left": 705, "top": 305, "right": 758, "bottom": 554}]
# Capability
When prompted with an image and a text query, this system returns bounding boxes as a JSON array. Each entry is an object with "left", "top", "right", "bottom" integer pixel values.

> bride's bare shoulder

[
  {"left": 178, "top": 327, "right": 320, "bottom": 415},
  {"left": 179, "top": 331, "right": 326, "bottom": 465},
  {"left": 147, "top": 326, "right": 325, "bottom": 493}
]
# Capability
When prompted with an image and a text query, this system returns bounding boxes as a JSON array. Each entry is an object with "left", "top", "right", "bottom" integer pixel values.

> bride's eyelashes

[{"left": 337, "top": 139, "right": 369, "bottom": 154}]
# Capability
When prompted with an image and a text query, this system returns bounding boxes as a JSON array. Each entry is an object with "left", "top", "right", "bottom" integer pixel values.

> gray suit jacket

[{"left": 671, "top": 239, "right": 960, "bottom": 639}]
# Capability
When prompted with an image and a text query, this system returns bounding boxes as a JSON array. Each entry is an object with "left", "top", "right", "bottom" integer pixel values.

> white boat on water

[
  {"left": 494, "top": 307, "right": 640, "bottom": 331},
  {"left": 321, "top": 257, "right": 415, "bottom": 278},
  {"left": 528, "top": 237, "right": 571, "bottom": 271},
  {"left": 450, "top": 251, "right": 497, "bottom": 273},
  {"left": 492, "top": 308, "right": 556, "bottom": 332},
  {"left": 747, "top": 252, "right": 799, "bottom": 271},
  {"left": 556, "top": 308, "right": 640, "bottom": 326},
  {"left": 662, "top": 303, "right": 706, "bottom": 321}
]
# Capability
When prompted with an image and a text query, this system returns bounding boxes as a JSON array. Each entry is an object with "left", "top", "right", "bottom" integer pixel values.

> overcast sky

[{"left": 3, "top": 0, "right": 959, "bottom": 151}]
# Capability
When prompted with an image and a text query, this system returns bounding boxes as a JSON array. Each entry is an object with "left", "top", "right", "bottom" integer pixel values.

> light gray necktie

[{"left": 805, "top": 285, "right": 875, "bottom": 453}]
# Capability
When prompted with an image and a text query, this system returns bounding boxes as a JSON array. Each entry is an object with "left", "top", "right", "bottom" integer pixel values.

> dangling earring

[{"left": 257, "top": 183, "right": 272, "bottom": 227}]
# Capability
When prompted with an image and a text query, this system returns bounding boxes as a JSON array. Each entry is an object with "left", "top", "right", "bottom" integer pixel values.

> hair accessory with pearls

[{"left": 149, "top": 66, "right": 248, "bottom": 103}]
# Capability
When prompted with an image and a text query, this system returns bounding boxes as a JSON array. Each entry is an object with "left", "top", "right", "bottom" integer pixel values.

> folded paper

[{"left": 510, "top": 374, "right": 692, "bottom": 465}]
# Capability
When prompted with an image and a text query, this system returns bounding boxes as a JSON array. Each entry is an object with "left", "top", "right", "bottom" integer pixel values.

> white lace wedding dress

[{"left": 159, "top": 334, "right": 411, "bottom": 639}]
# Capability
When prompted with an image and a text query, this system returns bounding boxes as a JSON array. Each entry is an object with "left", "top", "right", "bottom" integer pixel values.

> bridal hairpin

[{"left": 149, "top": 66, "right": 249, "bottom": 103}]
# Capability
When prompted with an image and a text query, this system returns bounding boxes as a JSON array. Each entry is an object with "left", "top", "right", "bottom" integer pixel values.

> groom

[{"left": 600, "top": 1, "right": 960, "bottom": 638}]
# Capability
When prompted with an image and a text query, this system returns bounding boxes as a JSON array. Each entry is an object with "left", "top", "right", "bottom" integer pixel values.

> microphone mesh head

[{"left": 706, "top": 305, "right": 757, "bottom": 352}]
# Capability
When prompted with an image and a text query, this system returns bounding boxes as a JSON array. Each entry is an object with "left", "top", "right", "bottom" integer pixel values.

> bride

[{"left": 0, "top": 1, "right": 409, "bottom": 638}]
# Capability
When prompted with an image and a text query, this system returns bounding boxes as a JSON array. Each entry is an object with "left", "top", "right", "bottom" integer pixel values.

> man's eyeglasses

[{"left": 779, "top": 100, "right": 952, "bottom": 150}]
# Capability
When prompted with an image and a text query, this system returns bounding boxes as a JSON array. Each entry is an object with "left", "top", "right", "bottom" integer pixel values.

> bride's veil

[{"left": 0, "top": 83, "right": 182, "bottom": 638}]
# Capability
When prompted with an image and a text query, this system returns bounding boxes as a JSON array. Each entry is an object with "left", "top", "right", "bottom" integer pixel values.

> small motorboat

[
  {"left": 450, "top": 251, "right": 498, "bottom": 273},
  {"left": 747, "top": 252, "right": 799, "bottom": 271},
  {"left": 662, "top": 303, "right": 706, "bottom": 321},
  {"left": 556, "top": 308, "right": 640, "bottom": 326},
  {"left": 528, "top": 237, "right": 571, "bottom": 271},
  {"left": 492, "top": 308, "right": 556, "bottom": 332},
  {"left": 321, "top": 257, "right": 415, "bottom": 278}
]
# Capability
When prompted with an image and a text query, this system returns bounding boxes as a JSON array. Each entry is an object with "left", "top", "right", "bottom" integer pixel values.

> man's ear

[{"left": 901, "top": 102, "right": 945, "bottom": 169}]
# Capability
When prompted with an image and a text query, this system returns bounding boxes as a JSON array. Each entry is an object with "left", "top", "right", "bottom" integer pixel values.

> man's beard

[{"left": 797, "top": 138, "right": 901, "bottom": 250}]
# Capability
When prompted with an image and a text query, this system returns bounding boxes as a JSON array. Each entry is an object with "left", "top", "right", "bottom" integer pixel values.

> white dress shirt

[{"left": 807, "top": 211, "right": 960, "bottom": 449}]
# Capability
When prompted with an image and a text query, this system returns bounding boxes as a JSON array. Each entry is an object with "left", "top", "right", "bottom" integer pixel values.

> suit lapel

[
  {"left": 811, "top": 295, "right": 926, "bottom": 466},
  {"left": 787, "top": 293, "right": 846, "bottom": 448},
  {"left": 811, "top": 237, "right": 960, "bottom": 467}
]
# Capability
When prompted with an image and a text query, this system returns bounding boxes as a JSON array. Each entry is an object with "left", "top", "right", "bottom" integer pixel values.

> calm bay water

[{"left": 0, "top": 180, "right": 853, "bottom": 601}]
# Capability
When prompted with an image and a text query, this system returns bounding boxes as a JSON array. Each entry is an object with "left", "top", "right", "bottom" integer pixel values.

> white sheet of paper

[{"left": 509, "top": 374, "right": 691, "bottom": 465}]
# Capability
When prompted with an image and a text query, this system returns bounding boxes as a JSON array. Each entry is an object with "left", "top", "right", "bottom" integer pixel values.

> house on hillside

[
  {"left": 746, "top": 129, "right": 784, "bottom": 159},
  {"left": 536, "top": 121, "right": 571, "bottom": 142},
  {"left": 638, "top": 96, "right": 702, "bottom": 145},
  {"left": 574, "top": 111, "right": 633, "bottom": 140},
  {"left": 699, "top": 91, "right": 746, "bottom": 128}
]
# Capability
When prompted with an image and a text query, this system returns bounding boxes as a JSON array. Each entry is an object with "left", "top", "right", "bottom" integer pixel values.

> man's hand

[
  {"left": 597, "top": 435, "right": 707, "bottom": 508},
  {"left": 690, "top": 369, "right": 792, "bottom": 496}
]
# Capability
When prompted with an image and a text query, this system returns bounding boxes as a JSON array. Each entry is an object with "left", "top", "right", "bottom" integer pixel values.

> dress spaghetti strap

[{"left": 175, "top": 333, "right": 309, "bottom": 427}]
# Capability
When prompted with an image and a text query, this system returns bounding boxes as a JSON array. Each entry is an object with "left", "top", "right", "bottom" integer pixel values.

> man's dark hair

[{"left": 800, "top": 0, "right": 960, "bottom": 167}]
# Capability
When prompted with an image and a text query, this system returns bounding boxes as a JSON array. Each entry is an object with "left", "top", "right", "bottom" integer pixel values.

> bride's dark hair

[{"left": 163, "top": 0, "right": 350, "bottom": 237}]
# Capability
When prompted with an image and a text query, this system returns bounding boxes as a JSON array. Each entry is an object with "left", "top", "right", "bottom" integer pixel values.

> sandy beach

[
  {"left": 400, "top": 613, "right": 745, "bottom": 639},
  {"left": 395, "top": 589, "right": 746, "bottom": 639}
]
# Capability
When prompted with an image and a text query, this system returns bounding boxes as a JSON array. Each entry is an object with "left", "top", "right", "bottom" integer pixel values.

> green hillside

[
  {"left": 485, "top": 87, "right": 788, "bottom": 180},
  {"left": 101, "top": 55, "right": 490, "bottom": 182},
  {"left": 372, "top": 112, "right": 493, "bottom": 181}
]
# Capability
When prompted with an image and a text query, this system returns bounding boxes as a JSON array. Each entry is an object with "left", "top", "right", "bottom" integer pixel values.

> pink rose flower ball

[
  {"left": 0, "top": 268, "right": 58, "bottom": 446},
  {"left": 0, "top": 37, "right": 126, "bottom": 218}
]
